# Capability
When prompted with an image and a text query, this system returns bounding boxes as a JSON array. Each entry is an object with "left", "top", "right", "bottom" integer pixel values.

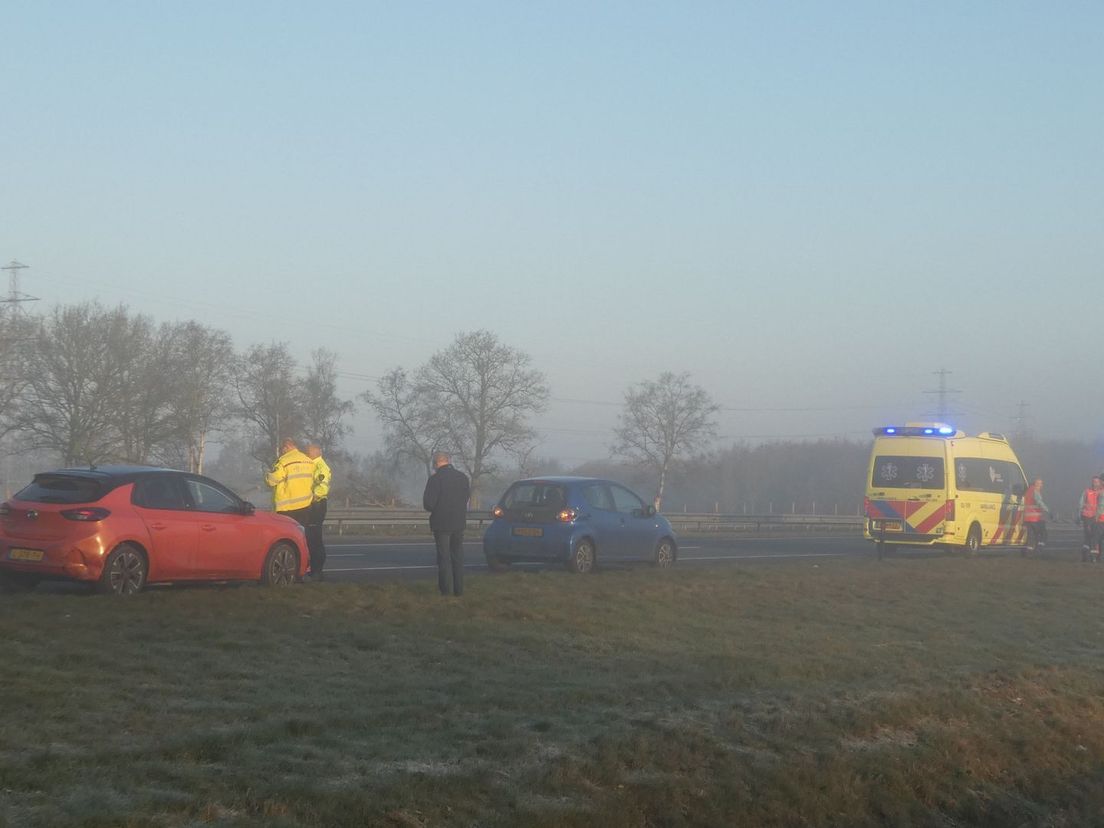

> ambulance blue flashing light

[{"left": 873, "top": 424, "right": 958, "bottom": 437}]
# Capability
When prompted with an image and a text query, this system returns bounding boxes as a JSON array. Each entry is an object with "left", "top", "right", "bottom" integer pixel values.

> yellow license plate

[
  {"left": 8, "top": 548, "right": 44, "bottom": 562},
  {"left": 874, "top": 521, "right": 903, "bottom": 533},
  {"left": 512, "top": 527, "right": 543, "bottom": 538}
]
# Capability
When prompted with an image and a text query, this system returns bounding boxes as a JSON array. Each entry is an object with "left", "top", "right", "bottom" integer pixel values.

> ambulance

[{"left": 863, "top": 423, "right": 1028, "bottom": 556}]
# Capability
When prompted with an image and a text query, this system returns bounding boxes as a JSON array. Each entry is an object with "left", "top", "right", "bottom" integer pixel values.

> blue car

[{"left": 482, "top": 477, "right": 678, "bottom": 573}]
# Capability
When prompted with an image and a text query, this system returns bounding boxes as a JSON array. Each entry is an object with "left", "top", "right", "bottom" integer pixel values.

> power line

[
  {"left": 0, "top": 260, "right": 38, "bottom": 312},
  {"left": 1011, "top": 400, "right": 1030, "bottom": 441},
  {"left": 923, "top": 368, "right": 961, "bottom": 421}
]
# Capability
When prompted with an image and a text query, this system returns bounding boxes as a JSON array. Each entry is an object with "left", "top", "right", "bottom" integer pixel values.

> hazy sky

[{"left": 3, "top": 2, "right": 1101, "bottom": 463}]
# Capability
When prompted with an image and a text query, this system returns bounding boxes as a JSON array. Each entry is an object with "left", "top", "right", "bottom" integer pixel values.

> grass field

[{"left": 2, "top": 553, "right": 1104, "bottom": 827}]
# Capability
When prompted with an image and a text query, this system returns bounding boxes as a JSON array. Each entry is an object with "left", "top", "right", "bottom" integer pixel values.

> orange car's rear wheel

[{"left": 98, "top": 544, "right": 148, "bottom": 596}]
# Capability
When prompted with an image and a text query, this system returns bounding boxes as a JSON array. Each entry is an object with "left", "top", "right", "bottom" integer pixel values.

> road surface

[{"left": 318, "top": 527, "right": 1085, "bottom": 583}]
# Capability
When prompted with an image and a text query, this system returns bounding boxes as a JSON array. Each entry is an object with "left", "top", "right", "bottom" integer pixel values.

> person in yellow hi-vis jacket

[
  {"left": 264, "top": 438, "right": 315, "bottom": 528},
  {"left": 305, "top": 443, "right": 331, "bottom": 579}
]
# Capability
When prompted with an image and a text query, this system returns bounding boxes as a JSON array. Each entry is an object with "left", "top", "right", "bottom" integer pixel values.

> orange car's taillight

[{"left": 60, "top": 507, "right": 111, "bottom": 522}]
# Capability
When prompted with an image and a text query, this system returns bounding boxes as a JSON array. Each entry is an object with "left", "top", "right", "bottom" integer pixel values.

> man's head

[
  {"left": 306, "top": 443, "right": 322, "bottom": 459},
  {"left": 280, "top": 438, "right": 298, "bottom": 454},
  {"left": 432, "top": 451, "right": 450, "bottom": 469},
  {"left": 1034, "top": 478, "right": 1043, "bottom": 489},
  {"left": 1093, "top": 476, "right": 1101, "bottom": 490}
]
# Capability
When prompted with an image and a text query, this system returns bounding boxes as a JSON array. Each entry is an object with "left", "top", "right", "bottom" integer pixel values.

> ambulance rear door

[{"left": 867, "top": 441, "right": 951, "bottom": 542}]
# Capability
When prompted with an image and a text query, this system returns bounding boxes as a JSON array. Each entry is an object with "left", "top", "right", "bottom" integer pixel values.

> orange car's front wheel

[{"left": 262, "top": 542, "right": 299, "bottom": 586}]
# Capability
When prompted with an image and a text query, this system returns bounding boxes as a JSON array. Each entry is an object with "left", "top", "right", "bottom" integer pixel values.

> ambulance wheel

[{"left": 964, "top": 524, "right": 982, "bottom": 556}]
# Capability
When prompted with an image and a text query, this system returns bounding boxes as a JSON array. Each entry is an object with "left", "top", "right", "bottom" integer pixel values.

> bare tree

[
  {"left": 17, "top": 304, "right": 138, "bottom": 465},
  {"left": 362, "top": 367, "right": 447, "bottom": 477},
  {"left": 160, "top": 321, "right": 235, "bottom": 473},
  {"left": 233, "top": 342, "right": 303, "bottom": 465},
  {"left": 417, "top": 330, "right": 549, "bottom": 505},
  {"left": 204, "top": 429, "right": 264, "bottom": 496},
  {"left": 114, "top": 315, "right": 182, "bottom": 464},
  {"left": 300, "top": 348, "right": 354, "bottom": 456},
  {"left": 341, "top": 450, "right": 407, "bottom": 507},
  {"left": 0, "top": 310, "right": 35, "bottom": 442},
  {"left": 613, "top": 371, "right": 719, "bottom": 510}
]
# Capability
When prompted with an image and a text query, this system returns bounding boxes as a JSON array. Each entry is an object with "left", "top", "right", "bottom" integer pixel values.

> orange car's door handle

[
  {"left": 201, "top": 525, "right": 217, "bottom": 532},
  {"left": 150, "top": 522, "right": 167, "bottom": 530}
]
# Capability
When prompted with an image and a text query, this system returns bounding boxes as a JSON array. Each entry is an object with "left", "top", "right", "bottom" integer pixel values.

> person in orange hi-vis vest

[
  {"left": 1079, "top": 476, "right": 1101, "bottom": 562},
  {"left": 1023, "top": 478, "right": 1052, "bottom": 556}
]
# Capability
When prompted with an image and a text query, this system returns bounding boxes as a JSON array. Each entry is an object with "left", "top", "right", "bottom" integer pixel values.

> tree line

[
  {"left": 0, "top": 303, "right": 722, "bottom": 508},
  {"left": 3, "top": 303, "right": 1097, "bottom": 516},
  {"left": 0, "top": 303, "right": 350, "bottom": 475}
]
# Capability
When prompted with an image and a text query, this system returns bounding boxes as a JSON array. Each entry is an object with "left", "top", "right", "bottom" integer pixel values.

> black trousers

[
  {"left": 1082, "top": 517, "right": 1097, "bottom": 554},
  {"left": 280, "top": 505, "right": 313, "bottom": 528},
  {"left": 1025, "top": 521, "right": 1047, "bottom": 550},
  {"left": 306, "top": 498, "right": 328, "bottom": 575},
  {"left": 433, "top": 529, "right": 464, "bottom": 596}
]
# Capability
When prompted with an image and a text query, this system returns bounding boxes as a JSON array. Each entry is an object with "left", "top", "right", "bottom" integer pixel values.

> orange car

[{"left": 0, "top": 466, "right": 308, "bottom": 595}]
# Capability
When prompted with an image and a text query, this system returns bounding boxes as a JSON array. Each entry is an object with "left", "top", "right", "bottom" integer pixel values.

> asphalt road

[{"left": 317, "top": 526, "right": 1087, "bottom": 583}]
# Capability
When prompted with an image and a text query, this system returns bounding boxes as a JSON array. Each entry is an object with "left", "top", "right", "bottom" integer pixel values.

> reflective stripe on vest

[
  {"left": 1024, "top": 488, "right": 1042, "bottom": 522},
  {"left": 268, "top": 452, "right": 316, "bottom": 513},
  {"left": 1082, "top": 489, "right": 1098, "bottom": 518},
  {"left": 313, "top": 457, "right": 331, "bottom": 500}
]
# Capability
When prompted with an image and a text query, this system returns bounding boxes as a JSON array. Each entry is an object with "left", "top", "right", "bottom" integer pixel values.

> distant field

[{"left": 2, "top": 556, "right": 1104, "bottom": 827}]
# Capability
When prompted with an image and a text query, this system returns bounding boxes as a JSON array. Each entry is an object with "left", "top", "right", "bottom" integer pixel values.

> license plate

[
  {"left": 874, "top": 520, "right": 903, "bottom": 533},
  {"left": 8, "top": 548, "right": 44, "bottom": 562},
  {"left": 512, "top": 527, "right": 543, "bottom": 538}
]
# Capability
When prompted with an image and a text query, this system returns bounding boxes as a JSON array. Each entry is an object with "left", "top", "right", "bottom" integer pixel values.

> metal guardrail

[
  {"left": 323, "top": 508, "right": 863, "bottom": 535},
  {"left": 325, "top": 508, "right": 492, "bottom": 535},
  {"left": 666, "top": 513, "right": 862, "bottom": 533}
]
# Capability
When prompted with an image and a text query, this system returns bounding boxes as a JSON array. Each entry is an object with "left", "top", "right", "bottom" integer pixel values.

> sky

[{"left": 2, "top": 2, "right": 1102, "bottom": 464}]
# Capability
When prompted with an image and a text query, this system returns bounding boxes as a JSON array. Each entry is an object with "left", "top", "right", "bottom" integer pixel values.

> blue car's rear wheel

[
  {"left": 654, "top": 539, "right": 675, "bottom": 568},
  {"left": 567, "top": 539, "right": 595, "bottom": 574}
]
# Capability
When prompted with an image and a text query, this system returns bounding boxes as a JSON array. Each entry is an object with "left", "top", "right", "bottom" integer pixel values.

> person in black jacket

[{"left": 422, "top": 452, "right": 471, "bottom": 596}]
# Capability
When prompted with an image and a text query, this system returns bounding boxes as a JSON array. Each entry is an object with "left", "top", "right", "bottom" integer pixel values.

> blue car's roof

[{"left": 513, "top": 476, "right": 607, "bottom": 485}]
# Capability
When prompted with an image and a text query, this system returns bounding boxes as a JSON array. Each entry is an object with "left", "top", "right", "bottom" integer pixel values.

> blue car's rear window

[
  {"left": 15, "top": 475, "right": 107, "bottom": 504},
  {"left": 503, "top": 483, "right": 567, "bottom": 510}
]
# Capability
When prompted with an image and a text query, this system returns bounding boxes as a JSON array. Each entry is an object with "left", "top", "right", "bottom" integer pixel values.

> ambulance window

[
  {"left": 955, "top": 458, "right": 1025, "bottom": 494},
  {"left": 871, "top": 456, "right": 944, "bottom": 489}
]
